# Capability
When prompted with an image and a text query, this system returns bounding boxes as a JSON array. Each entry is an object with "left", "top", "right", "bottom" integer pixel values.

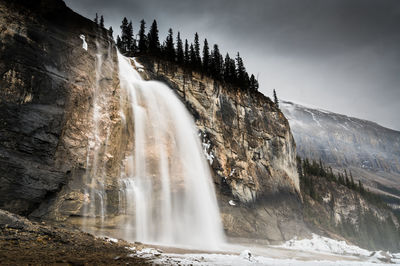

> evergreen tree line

[
  {"left": 115, "top": 18, "right": 260, "bottom": 92},
  {"left": 94, "top": 13, "right": 114, "bottom": 38},
  {"left": 297, "top": 156, "right": 386, "bottom": 207}
]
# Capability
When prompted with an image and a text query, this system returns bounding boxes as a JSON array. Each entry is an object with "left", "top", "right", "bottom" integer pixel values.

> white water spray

[
  {"left": 117, "top": 52, "right": 225, "bottom": 249},
  {"left": 82, "top": 41, "right": 114, "bottom": 233}
]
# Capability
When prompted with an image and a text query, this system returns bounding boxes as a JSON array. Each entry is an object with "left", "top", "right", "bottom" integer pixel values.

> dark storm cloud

[{"left": 65, "top": 0, "right": 400, "bottom": 130}]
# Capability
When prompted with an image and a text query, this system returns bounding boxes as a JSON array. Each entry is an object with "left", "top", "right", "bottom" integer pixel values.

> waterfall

[
  {"left": 82, "top": 41, "right": 107, "bottom": 231},
  {"left": 117, "top": 52, "right": 225, "bottom": 249}
]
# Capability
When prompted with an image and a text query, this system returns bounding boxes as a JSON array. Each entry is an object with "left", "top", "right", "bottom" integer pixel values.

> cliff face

[
  {"left": 302, "top": 177, "right": 400, "bottom": 251},
  {"left": 0, "top": 0, "right": 124, "bottom": 215},
  {"left": 0, "top": 0, "right": 303, "bottom": 243},
  {"left": 136, "top": 60, "right": 303, "bottom": 241},
  {"left": 140, "top": 62, "right": 299, "bottom": 203},
  {"left": 281, "top": 101, "right": 400, "bottom": 198}
]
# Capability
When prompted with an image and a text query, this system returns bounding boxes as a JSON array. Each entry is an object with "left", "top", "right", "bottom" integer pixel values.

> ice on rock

[
  {"left": 202, "top": 137, "right": 214, "bottom": 165},
  {"left": 79, "top": 34, "right": 88, "bottom": 51}
]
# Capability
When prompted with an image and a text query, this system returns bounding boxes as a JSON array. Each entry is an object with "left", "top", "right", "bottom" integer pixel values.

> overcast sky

[{"left": 65, "top": 0, "right": 400, "bottom": 131}]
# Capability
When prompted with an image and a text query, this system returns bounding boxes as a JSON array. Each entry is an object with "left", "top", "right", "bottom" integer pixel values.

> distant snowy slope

[{"left": 280, "top": 100, "right": 400, "bottom": 197}]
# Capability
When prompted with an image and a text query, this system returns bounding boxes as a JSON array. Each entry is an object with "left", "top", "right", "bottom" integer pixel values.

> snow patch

[
  {"left": 229, "top": 168, "right": 236, "bottom": 176},
  {"left": 79, "top": 34, "right": 87, "bottom": 51},
  {"left": 304, "top": 109, "right": 323, "bottom": 128},
  {"left": 229, "top": 200, "right": 236, "bottom": 206},
  {"left": 202, "top": 134, "right": 214, "bottom": 165},
  {"left": 322, "top": 193, "right": 331, "bottom": 203},
  {"left": 133, "top": 248, "right": 163, "bottom": 259},
  {"left": 104, "top": 236, "right": 118, "bottom": 243},
  {"left": 279, "top": 234, "right": 371, "bottom": 256}
]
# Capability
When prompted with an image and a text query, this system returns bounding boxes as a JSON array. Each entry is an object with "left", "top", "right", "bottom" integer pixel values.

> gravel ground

[{"left": 0, "top": 210, "right": 150, "bottom": 265}]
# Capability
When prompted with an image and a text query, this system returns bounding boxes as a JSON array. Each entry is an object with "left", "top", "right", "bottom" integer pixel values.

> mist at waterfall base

[{"left": 81, "top": 48, "right": 224, "bottom": 250}]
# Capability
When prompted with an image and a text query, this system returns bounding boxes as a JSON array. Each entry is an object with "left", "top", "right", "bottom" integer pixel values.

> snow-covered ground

[
  {"left": 277, "top": 234, "right": 371, "bottom": 256},
  {"left": 276, "top": 234, "right": 396, "bottom": 264},
  {"left": 129, "top": 234, "right": 400, "bottom": 265},
  {"left": 137, "top": 250, "right": 394, "bottom": 265}
]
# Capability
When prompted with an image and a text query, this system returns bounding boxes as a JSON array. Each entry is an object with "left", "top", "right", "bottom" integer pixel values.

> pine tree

[
  {"left": 297, "top": 156, "right": 303, "bottom": 179},
  {"left": 236, "top": 52, "right": 247, "bottom": 87},
  {"left": 309, "top": 178, "right": 317, "bottom": 200},
  {"left": 338, "top": 173, "right": 344, "bottom": 185},
  {"left": 202, "top": 39, "right": 210, "bottom": 73},
  {"left": 100, "top": 15, "right": 104, "bottom": 28},
  {"left": 194, "top": 33, "right": 201, "bottom": 69},
  {"left": 211, "top": 44, "right": 222, "bottom": 80},
  {"left": 273, "top": 89, "right": 279, "bottom": 107},
  {"left": 328, "top": 166, "right": 335, "bottom": 182},
  {"left": 350, "top": 171, "right": 355, "bottom": 189},
  {"left": 116, "top": 35, "right": 122, "bottom": 50},
  {"left": 126, "top": 21, "right": 134, "bottom": 54},
  {"left": 138, "top": 19, "right": 147, "bottom": 54},
  {"left": 165, "top": 28, "right": 175, "bottom": 61},
  {"left": 189, "top": 43, "right": 196, "bottom": 68},
  {"left": 109, "top": 27, "right": 113, "bottom": 38},
  {"left": 176, "top": 32, "right": 184, "bottom": 65},
  {"left": 344, "top": 170, "right": 349, "bottom": 188},
  {"left": 147, "top": 20, "right": 160, "bottom": 56},
  {"left": 249, "top": 74, "right": 259, "bottom": 91},
  {"left": 358, "top": 180, "right": 365, "bottom": 194},
  {"left": 184, "top": 39, "right": 189, "bottom": 67},
  {"left": 223, "top": 53, "right": 232, "bottom": 82},
  {"left": 94, "top": 13, "right": 99, "bottom": 24},
  {"left": 119, "top": 17, "right": 129, "bottom": 53},
  {"left": 224, "top": 53, "right": 236, "bottom": 84}
]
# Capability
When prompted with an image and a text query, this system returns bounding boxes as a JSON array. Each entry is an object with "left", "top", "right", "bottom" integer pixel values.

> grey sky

[{"left": 65, "top": 0, "right": 400, "bottom": 131}]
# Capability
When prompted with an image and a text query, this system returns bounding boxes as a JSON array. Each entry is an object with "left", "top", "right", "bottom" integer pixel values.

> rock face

[
  {"left": 302, "top": 177, "right": 400, "bottom": 251},
  {"left": 0, "top": 0, "right": 124, "bottom": 216},
  {"left": 281, "top": 101, "right": 400, "bottom": 198},
  {"left": 0, "top": 0, "right": 303, "bottom": 243},
  {"left": 141, "top": 62, "right": 300, "bottom": 203}
]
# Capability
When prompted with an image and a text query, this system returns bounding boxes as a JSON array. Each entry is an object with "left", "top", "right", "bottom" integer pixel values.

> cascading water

[
  {"left": 83, "top": 42, "right": 107, "bottom": 229},
  {"left": 116, "top": 52, "right": 225, "bottom": 249},
  {"left": 82, "top": 40, "right": 114, "bottom": 234}
]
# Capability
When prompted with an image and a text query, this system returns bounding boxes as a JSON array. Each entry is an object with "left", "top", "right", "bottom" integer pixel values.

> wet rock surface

[{"left": 0, "top": 0, "right": 123, "bottom": 217}]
